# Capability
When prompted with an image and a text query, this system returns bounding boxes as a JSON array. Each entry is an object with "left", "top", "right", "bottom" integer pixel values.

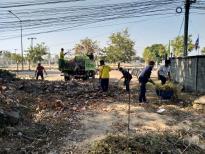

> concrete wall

[{"left": 171, "top": 55, "right": 205, "bottom": 92}]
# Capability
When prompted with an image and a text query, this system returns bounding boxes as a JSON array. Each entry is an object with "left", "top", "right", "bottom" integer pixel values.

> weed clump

[
  {"left": 155, "top": 82, "right": 179, "bottom": 99},
  {"left": 89, "top": 133, "right": 203, "bottom": 154}
]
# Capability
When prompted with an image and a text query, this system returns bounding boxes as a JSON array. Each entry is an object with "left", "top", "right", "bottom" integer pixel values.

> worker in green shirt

[
  {"left": 59, "top": 48, "right": 65, "bottom": 70},
  {"left": 60, "top": 48, "right": 65, "bottom": 59}
]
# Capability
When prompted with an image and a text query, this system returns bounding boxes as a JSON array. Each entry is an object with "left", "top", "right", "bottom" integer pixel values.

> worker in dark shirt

[
  {"left": 35, "top": 63, "right": 47, "bottom": 80},
  {"left": 138, "top": 61, "right": 155, "bottom": 103},
  {"left": 119, "top": 67, "right": 132, "bottom": 92}
]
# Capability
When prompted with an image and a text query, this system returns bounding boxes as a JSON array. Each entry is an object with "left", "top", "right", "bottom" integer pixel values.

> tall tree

[
  {"left": 104, "top": 29, "right": 135, "bottom": 63},
  {"left": 74, "top": 38, "right": 99, "bottom": 55},
  {"left": 27, "top": 42, "right": 48, "bottom": 63},
  {"left": 143, "top": 44, "right": 167, "bottom": 64},
  {"left": 11, "top": 53, "right": 22, "bottom": 71},
  {"left": 25, "top": 50, "right": 32, "bottom": 70},
  {"left": 171, "top": 35, "right": 194, "bottom": 57},
  {"left": 201, "top": 47, "right": 205, "bottom": 55}
]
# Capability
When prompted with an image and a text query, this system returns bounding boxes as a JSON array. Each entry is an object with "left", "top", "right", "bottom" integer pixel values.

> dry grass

[{"left": 88, "top": 132, "right": 204, "bottom": 154}]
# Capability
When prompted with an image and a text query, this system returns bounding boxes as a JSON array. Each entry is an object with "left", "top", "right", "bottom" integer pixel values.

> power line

[
  {"left": 0, "top": 13, "right": 176, "bottom": 41},
  {"left": 0, "top": 0, "right": 85, "bottom": 8},
  {"left": 0, "top": 0, "right": 186, "bottom": 40}
]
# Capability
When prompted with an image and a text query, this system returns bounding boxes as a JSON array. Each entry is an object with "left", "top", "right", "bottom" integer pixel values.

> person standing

[
  {"left": 35, "top": 63, "right": 47, "bottom": 80},
  {"left": 99, "top": 60, "right": 111, "bottom": 92},
  {"left": 138, "top": 61, "right": 155, "bottom": 103},
  {"left": 60, "top": 48, "right": 65, "bottom": 60},
  {"left": 119, "top": 67, "right": 132, "bottom": 92},
  {"left": 158, "top": 59, "right": 171, "bottom": 85},
  {"left": 59, "top": 48, "right": 65, "bottom": 70}
]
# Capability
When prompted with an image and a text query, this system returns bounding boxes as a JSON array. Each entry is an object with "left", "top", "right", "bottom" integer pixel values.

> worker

[
  {"left": 99, "top": 60, "right": 111, "bottom": 92},
  {"left": 87, "top": 53, "right": 94, "bottom": 60},
  {"left": 59, "top": 48, "right": 66, "bottom": 70},
  {"left": 35, "top": 63, "right": 47, "bottom": 80},
  {"left": 158, "top": 59, "right": 171, "bottom": 85},
  {"left": 60, "top": 48, "right": 65, "bottom": 60},
  {"left": 138, "top": 61, "right": 155, "bottom": 103},
  {"left": 119, "top": 67, "right": 132, "bottom": 92}
]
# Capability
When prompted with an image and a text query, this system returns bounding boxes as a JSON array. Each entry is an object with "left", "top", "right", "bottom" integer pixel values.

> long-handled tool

[{"left": 127, "top": 89, "right": 131, "bottom": 135}]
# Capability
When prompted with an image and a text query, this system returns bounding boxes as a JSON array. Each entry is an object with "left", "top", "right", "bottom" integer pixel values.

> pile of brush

[{"left": 155, "top": 82, "right": 179, "bottom": 99}]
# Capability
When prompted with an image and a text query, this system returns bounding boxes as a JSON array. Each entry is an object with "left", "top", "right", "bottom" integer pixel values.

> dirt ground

[{"left": 0, "top": 70, "right": 205, "bottom": 154}]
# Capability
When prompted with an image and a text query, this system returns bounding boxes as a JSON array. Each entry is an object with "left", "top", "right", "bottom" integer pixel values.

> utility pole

[
  {"left": 28, "top": 37, "right": 36, "bottom": 50},
  {"left": 48, "top": 51, "right": 51, "bottom": 70},
  {"left": 12, "top": 49, "right": 18, "bottom": 65},
  {"left": 28, "top": 37, "right": 36, "bottom": 70},
  {"left": 184, "top": 0, "right": 196, "bottom": 56},
  {"left": 168, "top": 40, "right": 171, "bottom": 59},
  {"left": 14, "top": 49, "right": 17, "bottom": 54}
]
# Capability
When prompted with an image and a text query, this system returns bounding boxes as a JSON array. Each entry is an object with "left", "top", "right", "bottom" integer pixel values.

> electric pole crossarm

[{"left": 28, "top": 37, "right": 37, "bottom": 49}]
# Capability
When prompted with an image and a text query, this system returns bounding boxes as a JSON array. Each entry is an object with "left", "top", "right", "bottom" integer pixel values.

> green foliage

[
  {"left": 171, "top": 35, "right": 194, "bottom": 57},
  {"left": 2, "top": 51, "right": 12, "bottom": 59},
  {"left": 27, "top": 42, "right": 48, "bottom": 63},
  {"left": 143, "top": 44, "right": 166, "bottom": 63},
  {"left": 104, "top": 29, "right": 135, "bottom": 63},
  {"left": 74, "top": 38, "right": 99, "bottom": 55},
  {"left": 201, "top": 47, "right": 205, "bottom": 55},
  {"left": 10, "top": 53, "right": 23, "bottom": 70},
  {"left": 11, "top": 53, "right": 22, "bottom": 63}
]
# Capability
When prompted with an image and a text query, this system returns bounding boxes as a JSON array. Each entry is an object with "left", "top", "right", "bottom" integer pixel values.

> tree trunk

[
  {"left": 28, "top": 60, "right": 31, "bottom": 71},
  {"left": 17, "top": 62, "right": 19, "bottom": 72}
]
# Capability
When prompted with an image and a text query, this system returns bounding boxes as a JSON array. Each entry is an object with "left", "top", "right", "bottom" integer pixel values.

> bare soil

[{"left": 0, "top": 70, "right": 204, "bottom": 154}]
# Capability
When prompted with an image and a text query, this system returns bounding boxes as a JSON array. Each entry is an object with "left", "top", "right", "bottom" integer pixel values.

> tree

[
  {"left": 104, "top": 29, "right": 135, "bottom": 63},
  {"left": 25, "top": 50, "right": 32, "bottom": 70},
  {"left": 3, "top": 51, "right": 12, "bottom": 59},
  {"left": 27, "top": 42, "right": 48, "bottom": 64},
  {"left": 171, "top": 35, "right": 194, "bottom": 57},
  {"left": 4, "top": 51, "right": 13, "bottom": 65},
  {"left": 11, "top": 53, "right": 22, "bottom": 71},
  {"left": 143, "top": 44, "right": 167, "bottom": 64},
  {"left": 201, "top": 47, "right": 205, "bottom": 55},
  {"left": 74, "top": 38, "right": 99, "bottom": 55}
]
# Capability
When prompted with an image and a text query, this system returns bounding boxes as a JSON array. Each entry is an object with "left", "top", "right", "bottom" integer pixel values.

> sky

[{"left": 0, "top": 0, "right": 205, "bottom": 57}]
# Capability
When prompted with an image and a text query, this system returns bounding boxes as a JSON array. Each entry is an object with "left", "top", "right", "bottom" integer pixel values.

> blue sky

[{"left": 0, "top": 0, "right": 204, "bottom": 57}]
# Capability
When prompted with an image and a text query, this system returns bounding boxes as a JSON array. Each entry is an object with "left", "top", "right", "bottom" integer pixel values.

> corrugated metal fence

[{"left": 171, "top": 55, "right": 205, "bottom": 92}]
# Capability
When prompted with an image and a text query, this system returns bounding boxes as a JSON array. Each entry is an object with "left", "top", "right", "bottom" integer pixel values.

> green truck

[{"left": 59, "top": 54, "right": 96, "bottom": 81}]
